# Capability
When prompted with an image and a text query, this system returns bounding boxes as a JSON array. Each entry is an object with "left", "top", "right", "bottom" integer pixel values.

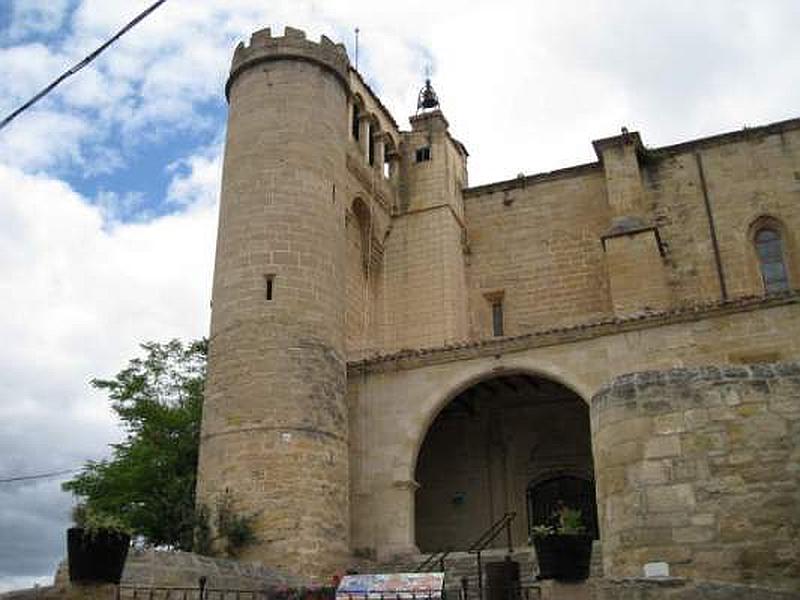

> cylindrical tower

[{"left": 196, "top": 27, "right": 351, "bottom": 579}]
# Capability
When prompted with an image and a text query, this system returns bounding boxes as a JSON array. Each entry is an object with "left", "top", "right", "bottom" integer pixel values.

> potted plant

[
  {"left": 530, "top": 504, "right": 593, "bottom": 581},
  {"left": 67, "top": 504, "right": 132, "bottom": 584}
]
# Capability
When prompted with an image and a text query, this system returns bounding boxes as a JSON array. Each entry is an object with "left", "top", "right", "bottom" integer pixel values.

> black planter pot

[
  {"left": 67, "top": 527, "right": 130, "bottom": 584},
  {"left": 533, "top": 534, "right": 593, "bottom": 581}
]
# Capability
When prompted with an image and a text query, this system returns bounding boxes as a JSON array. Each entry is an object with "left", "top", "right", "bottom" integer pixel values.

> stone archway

[{"left": 413, "top": 371, "right": 597, "bottom": 552}]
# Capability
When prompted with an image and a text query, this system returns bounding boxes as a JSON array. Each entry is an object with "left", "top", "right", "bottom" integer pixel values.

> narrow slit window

[
  {"left": 755, "top": 228, "right": 789, "bottom": 294},
  {"left": 415, "top": 146, "right": 431, "bottom": 163},
  {"left": 492, "top": 300, "right": 504, "bottom": 337},
  {"left": 265, "top": 275, "right": 275, "bottom": 301},
  {"left": 352, "top": 106, "right": 360, "bottom": 141}
]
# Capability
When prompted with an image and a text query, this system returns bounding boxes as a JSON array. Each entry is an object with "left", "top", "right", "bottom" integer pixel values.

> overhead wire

[
  {"left": 0, "top": 1, "right": 170, "bottom": 487},
  {"left": 0, "top": 0, "right": 170, "bottom": 485},
  {"left": 0, "top": 0, "right": 169, "bottom": 133},
  {"left": 0, "top": 468, "right": 82, "bottom": 484}
]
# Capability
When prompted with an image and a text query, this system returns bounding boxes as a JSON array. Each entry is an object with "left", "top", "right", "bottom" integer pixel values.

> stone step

[{"left": 372, "top": 544, "right": 602, "bottom": 600}]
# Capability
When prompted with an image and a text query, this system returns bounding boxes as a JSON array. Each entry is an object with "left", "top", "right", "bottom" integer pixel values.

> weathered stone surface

[
  {"left": 196, "top": 28, "right": 351, "bottom": 580},
  {"left": 196, "top": 23, "right": 800, "bottom": 590},
  {"left": 592, "top": 364, "right": 800, "bottom": 592},
  {"left": 120, "top": 548, "right": 305, "bottom": 589}
]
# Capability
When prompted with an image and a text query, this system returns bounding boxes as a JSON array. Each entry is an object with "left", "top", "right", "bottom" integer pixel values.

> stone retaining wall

[
  {"left": 586, "top": 578, "right": 799, "bottom": 600},
  {"left": 591, "top": 362, "right": 800, "bottom": 592},
  {"left": 119, "top": 549, "right": 307, "bottom": 589},
  {"left": 49, "top": 549, "right": 306, "bottom": 592}
]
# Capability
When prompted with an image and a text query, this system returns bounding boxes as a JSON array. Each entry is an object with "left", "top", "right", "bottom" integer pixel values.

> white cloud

[
  {"left": 3, "top": 1, "right": 799, "bottom": 180},
  {"left": 0, "top": 43, "right": 66, "bottom": 109},
  {"left": 6, "top": 0, "right": 72, "bottom": 41},
  {"left": 0, "top": 154, "right": 218, "bottom": 587},
  {"left": 166, "top": 142, "right": 223, "bottom": 208},
  {"left": 0, "top": 109, "right": 91, "bottom": 171}
]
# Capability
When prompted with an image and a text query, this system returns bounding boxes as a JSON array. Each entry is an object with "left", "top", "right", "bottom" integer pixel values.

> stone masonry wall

[
  {"left": 120, "top": 549, "right": 306, "bottom": 589},
  {"left": 644, "top": 126, "right": 800, "bottom": 303},
  {"left": 347, "top": 298, "right": 800, "bottom": 559},
  {"left": 381, "top": 206, "right": 469, "bottom": 350},
  {"left": 49, "top": 549, "right": 306, "bottom": 591},
  {"left": 464, "top": 168, "right": 611, "bottom": 337},
  {"left": 0, "top": 552, "right": 306, "bottom": 600},
  {"left": 197, "top": 28, "right": 351, "bottom": 580},
  {"left": 604, "top": 230, "right": 671, "bottom": 314},
  {"left": 461, "top": 121, "right": 800, "bottom": 342},
  {"left": 591, "top": 363, "right": 800, "bottom": 592}
]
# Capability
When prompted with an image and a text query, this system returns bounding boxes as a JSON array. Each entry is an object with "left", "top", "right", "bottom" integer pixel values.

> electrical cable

[
  {"left": 0, "top": 0, "right": 169, "bottom": 133},
  {"left": 0, "top": 468, "right": 81, "bottom": 484}
]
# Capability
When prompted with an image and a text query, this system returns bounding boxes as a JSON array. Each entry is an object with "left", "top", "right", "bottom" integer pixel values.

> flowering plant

[{"left": 530, "top": 505, "right": 586, "bottom": 538}]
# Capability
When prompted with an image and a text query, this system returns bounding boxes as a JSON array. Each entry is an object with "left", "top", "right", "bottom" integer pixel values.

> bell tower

[{"left": 196, "top": 27, "right": 351, "bottom": 579}]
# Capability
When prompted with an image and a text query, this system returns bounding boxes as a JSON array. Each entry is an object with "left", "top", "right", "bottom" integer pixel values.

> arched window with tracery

[{"left": 754, "top": 224, "right": 790, "bottom": 294}]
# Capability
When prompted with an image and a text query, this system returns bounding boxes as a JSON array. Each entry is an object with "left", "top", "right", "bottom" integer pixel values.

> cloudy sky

[{"left": 1, "top": 0, "right": 799, "bottom": 591}]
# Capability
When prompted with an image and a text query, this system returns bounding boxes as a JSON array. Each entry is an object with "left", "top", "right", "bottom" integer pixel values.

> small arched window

[{"left": 754, "top": 226, "right": 789, "bottom": 294}]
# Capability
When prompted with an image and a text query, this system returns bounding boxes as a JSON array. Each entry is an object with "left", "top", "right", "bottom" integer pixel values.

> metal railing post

[
  {"left": 476, "top": 551, "right": 482, "bottom": 600},
  {"left": 505, "top": 517, "right": 513, "bottom": 555}
]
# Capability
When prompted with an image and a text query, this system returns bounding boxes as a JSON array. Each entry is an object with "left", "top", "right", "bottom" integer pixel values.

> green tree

[{"left": 63, "top": 339, "right": 207, "bottom": 550}]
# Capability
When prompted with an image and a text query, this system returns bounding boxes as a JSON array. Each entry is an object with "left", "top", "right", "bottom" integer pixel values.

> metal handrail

[
  {"left": 414, "top": 549, "right": 450, "bottom": 573},
  {"left": 466, "top": 512, "right": 516, "bottom": 555},
  {"left": 466, "top": 512, "right": 517, "bottom": 600}
]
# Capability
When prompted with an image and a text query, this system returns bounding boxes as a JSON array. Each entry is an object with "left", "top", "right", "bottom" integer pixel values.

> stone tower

[{"left": 196, "top": 27, "right": 351, "bottom": 579}]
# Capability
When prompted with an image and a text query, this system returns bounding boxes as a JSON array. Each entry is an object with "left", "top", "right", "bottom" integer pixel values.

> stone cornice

[
  {"left": 463, "top": 115, "right": 800, "bottom": 199},
  {"left": 644, "top": 116, "right": 800, "bottom": 159},
  {"left": 347, "top": 291, "right": 800, "bottom": 375},
  {"left": 463, "top": 162, "right": 602, "bottom": 198}
]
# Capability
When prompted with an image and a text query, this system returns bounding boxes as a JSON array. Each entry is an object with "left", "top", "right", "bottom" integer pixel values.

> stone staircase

[{"left": 374, "top": 543, "right": 603, "bottom": 600}]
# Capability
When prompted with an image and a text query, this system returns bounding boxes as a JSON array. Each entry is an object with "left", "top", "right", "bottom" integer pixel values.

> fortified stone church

[{"left": 195, "top": 26, "right": 800, "bottom": 594}]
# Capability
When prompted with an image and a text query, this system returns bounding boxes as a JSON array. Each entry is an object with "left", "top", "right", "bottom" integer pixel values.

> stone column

[
  {"left": 359, "top": 116, "right": 371, "bottom": 163},
  {"left": 373, "top": 131, "right": 386, "bottom": 173},
  {"left": 377, "top": 479, "right": 420, "bottom": 560}
]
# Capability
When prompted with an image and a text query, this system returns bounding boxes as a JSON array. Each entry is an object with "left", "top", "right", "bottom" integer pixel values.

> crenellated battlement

[{"left": 226, "top": 26, "right": 350, "bottom": 100}]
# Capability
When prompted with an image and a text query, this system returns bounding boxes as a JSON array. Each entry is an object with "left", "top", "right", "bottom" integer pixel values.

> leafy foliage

[
  {"left": 63, "top": 339, "right": 207, "bottom": 550},
  {"left": 558, "top": 507, "right": 585, "bottom": 534},
  {"left": 71, "top": 503, "right": 133, "bottom": 537},
  {"left": 530, "top": 505, "right": 586, "bottom": 537},
  {"left": 194, "top": 490, "right": 259, "bottom": 557}
]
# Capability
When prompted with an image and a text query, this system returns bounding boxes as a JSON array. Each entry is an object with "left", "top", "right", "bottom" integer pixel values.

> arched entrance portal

[{"left": 414, "top": 373, "right": 597, "bottom": 552}]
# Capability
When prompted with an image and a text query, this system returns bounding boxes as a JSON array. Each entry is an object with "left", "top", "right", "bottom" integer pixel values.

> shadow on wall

[{"left": 415, "top": 372, "right": 598, "bottom": 553}]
